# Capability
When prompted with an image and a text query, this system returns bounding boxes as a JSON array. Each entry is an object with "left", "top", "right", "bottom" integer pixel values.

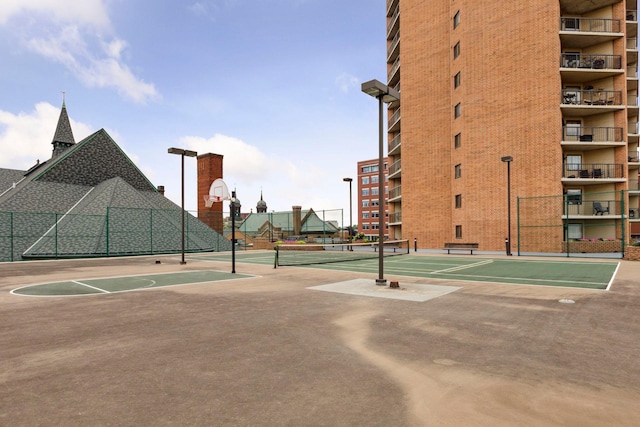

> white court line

[
  {"left": 606, "top": 262, "right": 621, "bottom": 291},
  {"left": 429, "top": 272, "right": 606, "bottom": 286},
  {"left": 431, "top": 259, "right": 493, "bottom": 274},
  {"left": 72, "top": 280, "right": 110, "bottom": 293}
]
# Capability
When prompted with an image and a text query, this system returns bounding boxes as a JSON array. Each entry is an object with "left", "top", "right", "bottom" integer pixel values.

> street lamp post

[
  {"left": 501, "top": 156, "right": 513, "bottom": 256},
  {"left": 168, "top": 147, "right": 198, "bottom": 264},
  {"left": 343, "top": 177, "right": 353, "bottom": 250},
  {"left": 361, "top": 79, "right": 400, "bottom": 286},
  {"left": 230, "top": 190, "right": 237, "bottom": 274}
]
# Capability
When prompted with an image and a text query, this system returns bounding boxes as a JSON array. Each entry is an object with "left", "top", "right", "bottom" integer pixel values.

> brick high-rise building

[
  {"left": 384, "top": 0, "right": 639, "bottom": 252},
  {"left": 357, "top": 157, "right": 389, "bottom": 240}
]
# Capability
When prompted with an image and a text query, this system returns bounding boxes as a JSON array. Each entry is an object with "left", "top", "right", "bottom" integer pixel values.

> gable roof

[{"left": 239, "top": 209, "right": 340, "bottom": 235}]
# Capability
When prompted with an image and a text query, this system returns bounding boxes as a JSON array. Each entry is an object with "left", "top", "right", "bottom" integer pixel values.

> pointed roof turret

[
  {"left": 51, "top": 99, "right": 76, "bottom": 158},
  {"left": 256, "top": 190, "right": 267, "bottom": 213}
]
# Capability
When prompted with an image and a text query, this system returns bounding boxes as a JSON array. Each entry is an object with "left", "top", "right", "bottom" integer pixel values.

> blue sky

[{"left": 0, "top": 0, "right": 387, "bottom": 222}]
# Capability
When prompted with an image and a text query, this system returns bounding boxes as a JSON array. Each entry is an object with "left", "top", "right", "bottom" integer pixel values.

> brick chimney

[{"left": 292, "top": 206, "right": 302, "bottom": 236}]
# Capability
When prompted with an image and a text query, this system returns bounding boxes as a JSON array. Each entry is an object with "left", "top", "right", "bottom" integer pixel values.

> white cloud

[
  {"left": 0, "top": 102, "right": 93, "bottom": 170},
  {"left": 180, "top": 133, "right": 276, "bottom": 185},
  {"left": 0, "top": 1, "right": 159, "bottom": 104},
  {"left": 0, "top": 0, "right": 110, "bottom": 28},
  {"left": 335, "top": 72, "right": 360, "bottom": 93}
]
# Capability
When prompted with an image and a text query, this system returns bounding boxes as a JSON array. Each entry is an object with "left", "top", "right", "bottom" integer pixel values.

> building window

[
  {"left": 453, "top": 41, "right": 460, "bottom": 59},
  {"left": 455, "top": 164, "right": 461, "bottom": 179},
  {"left": 372, "top": 187, "right": 379, "bottom": 195},
  {"left": 372, "top": 223, "right": 380, "bottom": 230},
  {"left": 362, "top": 212, "right": 370, "bottom": 219},
  {"left": 362, "top": 176, "right": 369, "bottom": 185},
  {"left": 454, "top": 103, "right": 461, "bottom": 118},
  {"left": 567, "top": 189, "right": 582, "bottom": 205},
  {"left": 455, "top": 225, "right": 462, "bottom": 239},
  {"left": 566, "top": 155, "right": 582, "bottom": 171},
  {"left": 454, "top": 72, "right": 461, "bottom": 88},
  {"left": 454, "top": 133, "right": 461, "bottom": 148},
  {"left": 362, "top": 200, "right": 369, "bottom": 207},
  {"left": 566, "top": 223, "right": 582, "bottom": 240},
  {"left": 362, "top": 224, "right": 370, "bottom": 230},
  {"left": 362, "top": 188, "right": 369, "bottom": 196},
  {"left": 372, "top": 211, "right": 379, "bottom": 218},
  {"left": 371, "top": 175, "right": 379, "bottom": 184},
  {"left": 453, "top": 10, "right": 460, "bottom": 29},
  {"left": 372, "top": 200, "right": 379, "bottom": 207},
  {"left": 455, "top": 194, "right": 462, "bottom": 208}
]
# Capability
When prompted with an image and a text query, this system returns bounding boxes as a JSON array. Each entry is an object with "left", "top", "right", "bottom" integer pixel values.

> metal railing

[
  {"left": 389, "top": 211, "right": 402, "bottom": 223},
  {"left": 563, "top": 163, "right": 624, "bottom": 179},
  {"left": 388, "top": 159, "right": 401, "bottom": 176},
  {"left": 560, "top": 17, "right": 621, "bottom": 33},
  {"left": 564, "top": 200, "right": 619, "bottom": 216},
  {"left": 562, "top": 126, "right": 622, "bottom": 142},
  {"left": 389, "top": 185, "right": 401, "bottom": 200},
  {"left": 560, "top": 53, "right": 622, "bottom": 69},
  {"left": 561, "top": 89, "right": 622, "bottom": 105},
  {"left": 388, "top": 108, "right": 400, "bottom": 129},
  {"left": 388, "top": 134, "right": 401, "bottom": 153}
]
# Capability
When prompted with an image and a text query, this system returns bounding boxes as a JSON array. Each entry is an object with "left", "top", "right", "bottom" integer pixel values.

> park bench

[{"left": 443, "top": 242, "right": 479, "bottom": 254}]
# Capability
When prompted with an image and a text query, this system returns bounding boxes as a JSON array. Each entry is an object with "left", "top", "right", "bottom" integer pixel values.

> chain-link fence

[
  {"left": 0, "top": 207, "right": 231, "bottom": 262},
  {"left": 517, "top": 190, "right": 628, "bottom": 256}
]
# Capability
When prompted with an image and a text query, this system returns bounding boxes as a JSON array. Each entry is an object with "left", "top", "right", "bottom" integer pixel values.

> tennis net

[{"left": 274, "top": 240, "right": 410, "bottom": 267}]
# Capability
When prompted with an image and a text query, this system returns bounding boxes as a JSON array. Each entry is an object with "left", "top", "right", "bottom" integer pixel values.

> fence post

[
  {"left": 621, "top": 189, "right": 626, "bottom": 256},
  {"left": 10, "top": 212, "right": 13, "bottom": 262},
  {"left": 106, "top": 207, "right": 109, "bottom": 256},
  {"left": 516, "top": 197, "right": 520, "bottom": 256}
]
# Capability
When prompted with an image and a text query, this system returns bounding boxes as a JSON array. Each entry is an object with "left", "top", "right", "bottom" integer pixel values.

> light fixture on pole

[
  {"left": 361, "top": 79, "right": 400, "bottom": 286},
  {"left": 168, "top": 147, "right": 198, "bottom": 264},
  {"left": 343, "top": 177, "right": 353, "bottom": 250},
  {"left": 501, "top": 156, "right": 513, "bottom": 256}
]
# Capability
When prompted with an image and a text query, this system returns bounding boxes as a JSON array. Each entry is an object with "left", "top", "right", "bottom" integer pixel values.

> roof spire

[{"left": 51, "top": 96, "right": 76, "bottom": 158}]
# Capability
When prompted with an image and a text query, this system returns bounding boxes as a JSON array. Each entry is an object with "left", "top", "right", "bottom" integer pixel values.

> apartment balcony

[
  {"left": 562, "top": 163, "right": 625, "bottom": 183},
  {"left": 628, "top": 65, "right": 638, "bottom": 91},
  {"left": 388, "top": 56, "right": 400, "bottom": 86},
  {"left": 388, "top": 185, "right": 401, "bottom": 202},
  {"left": 388, "top": 133, "right": 401, "bottom": 156},
  {"left": 560, "top": 17, "right": 622, "bottom": 48},
  {"left": 628, "top": 10, "right": 638, "bottom": 38},
  {"left": 387, "top": 31, "right": 400, "bottom": 63},
  {"left": 388, "top": 159, "right": 401, "bottom": 179},
  {"left": 560, "top": 1, "right": 624, "bottom": 15},
  {"left": 560, "top": 53, "right": 623, "bottom": 83},
  {"left": 561, "top": 126, "right": 623, "bottom": 148},
  {"left": 388, "top": 107, "right": 401, "bottom": 133},
  {"left": 388, "top": 211, "right": 401, "bottom": 225},
  {"left": 629, "top": 121, "right": 639, "bottom": 144},
  {"left": 629, "top": 178, "right": 640, "bottom": 193},
  {"left": 561, "top": 89, "right": 624, "bottom": 117},
  {"left": 629, "top": 38, "right": 639, "bottom": 64},
  {"left": 386, "top": 0, "right": 399, "bottom": 17},
  {"left": 386, "top": 4, "right": 399, "bottom": 39},
  {"left": 629, "top": 150, "right": 639, "bottom": 163},
  {"left": 563, "top": 200, "right": 622, "bottom": 218}
]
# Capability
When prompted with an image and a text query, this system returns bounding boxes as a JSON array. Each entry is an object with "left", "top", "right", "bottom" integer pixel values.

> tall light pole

[
  {"left": 230, "top": 190, "right": 237, "bottom": 274},
  {"left": 501, "top": 156, "right": 513, "bottom": 256},
  {"left": 362, "top": 79, "right": 400, "bottom": 286},
  {"left": 343, "top": 177, "right": 353, "bottom": 250},
  {"left": 168, "top": 147, "right": 198, "bottom": 264}
]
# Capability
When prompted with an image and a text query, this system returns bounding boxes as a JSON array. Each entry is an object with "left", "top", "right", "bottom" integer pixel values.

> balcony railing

[
  {"left": 560, "top": 17, "right": 621, "bottom": 33},
  {"left": 389, "top": 185, "right": 401, "bottom": 200},
  {"left": 630, "top": 122, "right": 640, "bottom": 134},
  {"left": 628, "top": 65, "right": 638, "bottom": 77},
  {"left": 389, "top": 211, "right": 401, "bottom": 223},
  {"left": 560, "top": 53, "right": 622, "bottom": 69},
  {"left": 562, "top": 89, "right": 622, "bottom": 105},
  {"left": 563, "top": 163, "right": 624, "bottom": 179},
  {"left": 388, "top": 108, "right": 400, "bottom": 130},
  {"left": 388, "top": 159, "right": 401, "bottom": 176},
  {"left": 564, "top": 200, "right": 619, "bottom": 216},
  {"left": 562, "top": 126, "right": 622, "bottom": 142},
  {"left": 630, "top": 179, "right": 640, "bottom": 190},
  {"left": 388, "top": 133, "right": 401, "bottom": 153},
  {"left": 628, "top": 10, "right": 638, "bottom": 21},
  {"left": 630, "top": 150, "right": 639, "bottom": 162},
  {"left": 628, "top": 38, "right": 638, "bottom": 50}
]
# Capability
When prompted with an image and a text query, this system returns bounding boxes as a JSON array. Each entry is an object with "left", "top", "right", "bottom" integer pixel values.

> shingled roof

[{"left": 0, "top": 103, "right": 230, "bottom": 261}]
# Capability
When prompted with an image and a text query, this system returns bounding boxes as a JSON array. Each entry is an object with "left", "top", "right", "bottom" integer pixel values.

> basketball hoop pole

[{"left": 231, "top": 191, "right": 236, "bottom": 274}]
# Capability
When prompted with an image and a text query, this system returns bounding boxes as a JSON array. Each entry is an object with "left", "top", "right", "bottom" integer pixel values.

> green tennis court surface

[
  {"left": 12, "top": 270, "right": 253, "bottom": 296},
  {"left": 194, "top": 252, "right": 618, "bottom": 290}
]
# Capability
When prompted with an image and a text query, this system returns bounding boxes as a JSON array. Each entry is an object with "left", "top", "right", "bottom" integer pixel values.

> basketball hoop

[{"left": 203, "top": 178, "right": 230, "bottom": 208}]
